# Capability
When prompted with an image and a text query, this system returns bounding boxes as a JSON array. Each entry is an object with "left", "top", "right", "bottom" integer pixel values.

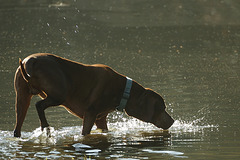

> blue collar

[{"left": 116, "top": 77, "right": 132, "bottom": 112}]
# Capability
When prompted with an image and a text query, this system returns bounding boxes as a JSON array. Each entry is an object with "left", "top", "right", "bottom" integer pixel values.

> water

[
  {"left": 0, "top": 0, "right": 239, "bottom": 159},
  {"left": 0, "top": 119, "right": 217, "bottom": 159}
]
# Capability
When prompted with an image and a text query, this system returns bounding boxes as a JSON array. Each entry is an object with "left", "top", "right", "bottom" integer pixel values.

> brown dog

[{"left": 13, "top": 53, "right": 174, "bottom": 137}]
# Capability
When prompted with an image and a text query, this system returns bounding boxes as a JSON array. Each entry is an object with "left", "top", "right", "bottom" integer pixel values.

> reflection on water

[{"left": 0, "top": 118, "right": 216, "bottom": 159}]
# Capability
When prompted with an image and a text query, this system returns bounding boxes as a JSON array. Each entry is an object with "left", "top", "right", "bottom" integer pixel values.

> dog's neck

[{"left": 116, "top": 77, "right": 132, "bottom": 112}]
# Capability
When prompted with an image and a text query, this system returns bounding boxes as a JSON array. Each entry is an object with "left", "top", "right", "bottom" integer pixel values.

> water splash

[
  {"left": 0, "top": 118, "right": 218, "bottom": 159},
  {"left": 108, "top": 116, "right": 218, "bottom": 136},
  {"left": 1, "top": 117, "right": 218, "bottom": 144},
  {"left": 170, "top": 118, "right": 218, "bottom": 134}
]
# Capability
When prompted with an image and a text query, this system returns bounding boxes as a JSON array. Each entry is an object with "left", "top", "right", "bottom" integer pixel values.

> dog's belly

[{"left": 61, "top": 102, "right": 85, "bottom": 119}]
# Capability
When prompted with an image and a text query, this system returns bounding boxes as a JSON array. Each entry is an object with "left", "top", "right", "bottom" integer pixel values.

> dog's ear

[{"left": 138, "top": 89, "right": 157, "bottom": 123}]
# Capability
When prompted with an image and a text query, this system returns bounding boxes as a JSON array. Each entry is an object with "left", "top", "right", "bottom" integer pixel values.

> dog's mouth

[
  {"left": 153, "top": 111, "right": 174, "bottom": 130},
  {"left": 161, "top": 118, "right": 174, "bottom": 130}
]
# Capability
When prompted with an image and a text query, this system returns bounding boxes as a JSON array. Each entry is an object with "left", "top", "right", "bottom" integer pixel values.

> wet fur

[{"left": 14, "top": 53, "right": 174, "bottom": 137}]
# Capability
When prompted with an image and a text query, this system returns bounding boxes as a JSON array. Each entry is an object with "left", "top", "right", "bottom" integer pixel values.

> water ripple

[{"left": 0, "top": 119, "right": 217, "bottom": 159}]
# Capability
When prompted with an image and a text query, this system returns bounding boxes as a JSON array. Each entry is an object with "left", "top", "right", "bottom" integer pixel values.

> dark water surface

[{"left": 0, "top": 0, "right": 239, "bottom": 159}]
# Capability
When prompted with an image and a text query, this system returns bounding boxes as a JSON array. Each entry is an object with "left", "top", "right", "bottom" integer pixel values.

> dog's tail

[{"left": 19, "top": 58, "right": 30, "bottom": 82}]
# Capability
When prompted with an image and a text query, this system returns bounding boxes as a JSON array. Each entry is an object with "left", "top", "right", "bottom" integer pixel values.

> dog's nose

[{"left": 162, "top": 117, "right": 174, "bottom": 130}]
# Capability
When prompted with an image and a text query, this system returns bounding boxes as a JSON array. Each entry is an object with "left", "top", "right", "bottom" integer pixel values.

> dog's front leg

[
  {"left": 82, "top": 111, "right": 97, "bottom": 136},
  {"left": 95, "top": 115, "right": 108, "bottom": 131}
]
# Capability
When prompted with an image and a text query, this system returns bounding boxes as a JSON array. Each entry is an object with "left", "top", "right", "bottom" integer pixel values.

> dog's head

[{"left": 127, "top": 89, "right": 174, "bottom": 130}]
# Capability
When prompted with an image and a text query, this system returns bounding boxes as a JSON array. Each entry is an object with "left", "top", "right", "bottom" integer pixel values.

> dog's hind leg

[
  {"left": 14, "top": 68, "right": 32, "bottom": 137},
  {"left": 35, "top": 97, "right": 63, "bottom": 130},
  {"left": 31, "top": 60, "right": 68, "bottom": 131}
]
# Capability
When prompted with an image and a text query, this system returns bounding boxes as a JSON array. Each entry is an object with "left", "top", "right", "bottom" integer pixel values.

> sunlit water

[
  {"left": 0, "top": 117, "right": 216, "bottom": 159},
  {"left": 0, "top": 0, "right": 240, "bottom": 160}
]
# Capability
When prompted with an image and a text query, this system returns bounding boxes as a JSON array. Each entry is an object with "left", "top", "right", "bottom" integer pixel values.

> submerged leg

[
  {"left": 95, "top": 115, "right": 108, "bottom": 131},
  {"left": 82, "top": 111, "right": 97, "bottom": 136},
  {"left": 14, "top": 68, "right": 32, "bottom": 137},
  {"left": 35, "top": 97, "right": 62, "bottom": 130}
]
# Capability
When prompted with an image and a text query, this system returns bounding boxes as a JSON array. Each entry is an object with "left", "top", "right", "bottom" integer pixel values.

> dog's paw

[{"left": 42, "top": 126, "right": 53, "bottom": 137}]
